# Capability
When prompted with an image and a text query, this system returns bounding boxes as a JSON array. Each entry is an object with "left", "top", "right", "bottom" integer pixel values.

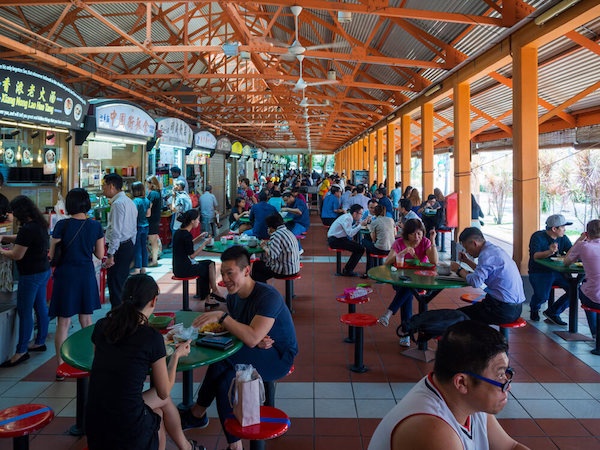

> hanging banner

[
  {"left": 0, "top": 59, "right": 86, "bottom": 129},
  {"left": 157, "top": 117, "right": 193, "bottom": 148},
  {"left": 193, "top": 130, "right": 217, "bottom": 150},
  {"left": 96, "top": 102, "right": 155, "bottom": 138}
]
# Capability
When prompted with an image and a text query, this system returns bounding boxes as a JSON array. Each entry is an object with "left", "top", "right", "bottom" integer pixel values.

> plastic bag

[
  {"left": 228, "top": 364, "right": 265, "bottom": 426},
  {"left": 344, "top": 286, "right": 373, "bottom": 300},
  {"left": 166, "top": 323, "right": 198, "bottom": 342}
]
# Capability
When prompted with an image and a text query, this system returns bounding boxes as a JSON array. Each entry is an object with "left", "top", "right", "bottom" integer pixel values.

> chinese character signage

[
  {"left": 216, "top": 136, "right": 231, "bottom": 152},
  {"left": 157, "top": 117, "right": 193, "bottom": 148},
  {"left": 231, "top": 141, "right": 243, "bottom": 156},
  {"left": 0, "top": 59, "right": 86, "bottom": 129},
  {"left": 193, "top": 131, "right": 217, "bottom": 150},
  {"left": 96, "top": 102, "right": 155, "bottom": 138}
]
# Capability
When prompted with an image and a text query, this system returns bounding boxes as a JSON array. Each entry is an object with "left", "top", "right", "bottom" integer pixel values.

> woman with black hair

[
  {"left": 49, "top": 188, "right": 105, "bottom": 378},
  {"left": 229, "top": 197, "right": 250, "bottom": 234},
  {"left": 172, "top": 209, "right": 224, "bottom": 309},
  {"left": 85, "top": 274, "right": 203, "bottom": 450},
  {"left": 0, "top": 196, "right": 51, "bottom": 367}
]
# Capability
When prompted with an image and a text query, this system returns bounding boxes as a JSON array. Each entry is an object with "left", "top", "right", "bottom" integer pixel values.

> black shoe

[
  {"left": 342, "top": 271, "right": 359, "bottom": 277},
  {"left": 0, "top": 353, "right": 30, "bottom": 368},
  {"left": 179, "top": 409, "right": 209, "bottom": 430},
  {"left": 211, "top": 293, "right": 226, "bottom": 303},
  {"left": 530, "top": 310, "right": 540, "bottom": 321},
  {"left": 29, "top": 345, "right": 47, "bottom": 352},
  {"left": 543, "top": 310, "right": 567, "bottom": 326},
  {"left": 205, "top": 302, "right": 219, "bottom": 309}
]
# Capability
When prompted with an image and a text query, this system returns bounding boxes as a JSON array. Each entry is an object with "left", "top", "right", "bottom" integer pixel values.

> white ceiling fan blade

[
  {"left": 305, "top": 42, "right": 346, "bottom": 51},
  {"left": 280, "top": 53, "right": 296, "bottom": 61},
  {"left": 306, "top": 80, "right": 339, "bottom": 87}
]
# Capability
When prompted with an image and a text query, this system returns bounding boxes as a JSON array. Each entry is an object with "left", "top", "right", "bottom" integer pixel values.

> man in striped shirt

[{"left": 251, "top": 213, "right": 301, "bottom": 282}]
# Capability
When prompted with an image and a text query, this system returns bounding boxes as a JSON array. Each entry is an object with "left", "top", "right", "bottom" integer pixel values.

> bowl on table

[
  {"left": 437, "top": 264, "right": 451, "bottom": 276},
  {"left": 149, "top": 313, "right": 175, "bottom": 330}
]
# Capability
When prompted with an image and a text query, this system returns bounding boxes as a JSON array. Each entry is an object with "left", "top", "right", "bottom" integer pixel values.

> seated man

[
  {"left": 327, "top": 204, "right": 368, "bottom": 277},
  {"left": 281, "top": 191, "right": 310, "bottom": 236},
  {"left": 375, "top": 188, "right": 394, "bottom": 218},
  {"left": 244, "top": 190, "right": 278, "bottom": 240},
  {"left": 251, "top": 214, "right": 301, "bottom": 282},
  {"left": 368, "top": 321, "right": 530, "bottom": 450},
  {"left": 348, "top": 184, "right": 370, "bottom": 211},
  {"left": 397, "top": 198, "right": 420, "bottom": 230},
  {"left": 182, "top": 246, "right": 298, "bottom": 450},
  {"left": 362, "top": 198, "right": 379, "bottom": 223},
  {"left": 528, "top": 214, "right": 573, "bottom": 324},
  {"left": 450, "top": 227, "right": 525, "bottom": 325},
  {"left": 340, "top": 185, "right": 353, "bottom": 211},
  {"left": 418, "top": 194, "right": 442, "bottom": 236},
  {"left": 321, "top": 185, "right": 344, "bottom": 226}
]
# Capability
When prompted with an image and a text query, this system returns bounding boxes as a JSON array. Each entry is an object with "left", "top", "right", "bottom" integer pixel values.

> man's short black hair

[
  {"left": 258, "top": 190, "right": 268, "bottom": 202},
  {"left": 170, "top": 166, "right": 181, "bottom": 176},
  {"left": 221, "top": 245, "right": 251, "bottom": 270},
  {"left": 395, "top": 181, "right": 401, "bottom": 188},
  {"left": 104, "top": 173, "right": 123, "bottom": 191},
  {"left": 330, "top": 186, "right": 341, "bottom": 195},
  {"left": 458, "top": 227, "right": 485, "bottom": 243},
  {"left": 399, "top": 198, "right": 412, "bottom": 211},
  {"left": 377, "top": 187, "right": 387, "bottom": 196},
  {"left": 65, "top": 188, "right": 91, "bottom": 215},
  {"left": 434, "top": 320, "right": 508, "bottom": 383},
  {"left": 349, "top": 204, "right": 363, "bottom": 215},
  {"left": 356, "top": 185, "right": 365, "bottom": 194},
  {"left": 266, "top": 213, "right": 284, "bottom": 229},
  {"left": 367, "top": 198, "right": 378, "bottom": 206},
  {"left": 345, "top": 186, "right": 352, "bottom": 192},
  {"left": 427, "top": 194, "right": 436, "bottom": 201}
]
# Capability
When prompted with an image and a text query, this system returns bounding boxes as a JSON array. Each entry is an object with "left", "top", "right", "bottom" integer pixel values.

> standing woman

[
  {"left": 85, "top": 274, "right": 202, "bottom": 450},
  {"left": 132, "top": 182, "right": 151, "bottom": 274},
  {"left": 147, "top": 176, "right": 163, "bottom": 267},
  {"left": 408, "top": 188, "right": 422, "bottom": 215},
  {"left": 49, "top": 189, "right": 105, "bottom": 377},
  {"left": 0, "top": 196, "right": 51, "bottom": 367}
]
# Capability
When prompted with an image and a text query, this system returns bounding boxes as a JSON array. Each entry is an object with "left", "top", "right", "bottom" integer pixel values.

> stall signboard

[
  {"left": 242, "top": 145, "right": 252, "bottom": 157},
  {"left": 255, "top": 149, "right": 263, "bottom": 160},
  {"left": 216, "top": 136, "right": 231, "bottom": 152},
  {"left": 231, "top": 141, "right": 243, "bottom": 157},
  {"left": 193, "top": 130, "right": 217, "bottom": 150},
  {"left": 96, "top": 103, "right": 155, "bottom": 138},
  {"left": 0, "top": 59, "right": 86, "bottom": 129},
  {"left": 186, "top": 150, "right": 207, "bottom": 165},
  {"left": 157, "top": 117, "right": 192, "bottom": 148}
]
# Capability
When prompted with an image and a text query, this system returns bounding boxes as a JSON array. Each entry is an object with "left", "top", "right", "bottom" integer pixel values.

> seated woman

[
  {"left": 377, "top": 219, "right": 438, "bottom": 346},
  {"left": 229, "top": 197, "right": 251, "bottom": 234},
  {"left": 173, "top": 210, "right": 224, "bottom": 309},
  {"left": 362, "top": 205, "right": 395, "bottom": 273},
  {"left": 85, "top": 274, "right": 203, "bottom": 450}
]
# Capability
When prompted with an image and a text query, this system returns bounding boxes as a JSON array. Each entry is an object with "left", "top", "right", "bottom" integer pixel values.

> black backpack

[{"left": 398, "top": 309, "right": 470, "bottom": 343}]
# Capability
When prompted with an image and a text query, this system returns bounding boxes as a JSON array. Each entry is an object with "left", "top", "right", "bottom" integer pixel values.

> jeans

[
  {"left": 529, "top": 271, "right": 570, "bottom": 314},
  {"left": 196, "top": 346, "right": 293, "bottom": 444},
  {"left": 327, "top": 236, "right": 364, "bottom": 273},
  {"left": 16, "top": 269, "right": 51, "bottom": 354},
  {"left": 388, "top": 286, "right": 413, "bottom": 333},
  {"left": 107, "top": 240, "right": 135, "bottom": 308},
  {"left": 201, "top": 216, "right": 216, "bottom": 236},
  {"left": 134, "top": 226, "right": 149, "bottom": 269},
  {"left": 288, "top": 223, "right": 308, "bottom": 250},
  {"left": 579, "top": 287, "right": 598, "bottom": 337},
  {"left": 459, "top": 294, "right": 523, "bottom": 325}
]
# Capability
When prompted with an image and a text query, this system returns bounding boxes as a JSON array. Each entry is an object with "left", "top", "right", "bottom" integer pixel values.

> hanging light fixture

[
  {"left": 37, "top": 149, "right": 42, "bottom": 163},
  {"left": 16, "top": 145, "right": 21, "bottom": 161}
]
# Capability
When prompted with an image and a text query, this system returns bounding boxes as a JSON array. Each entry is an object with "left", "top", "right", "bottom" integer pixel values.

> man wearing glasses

[{"left": 368, "top": 321, "right": 530, "bottom": 450}]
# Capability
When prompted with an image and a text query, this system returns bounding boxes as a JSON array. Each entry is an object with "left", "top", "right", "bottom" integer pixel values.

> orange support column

[
  {"left": 369, "top": 134, "right": 376, "bottom": 184},
  {"left": 421, "top": 103, "right": 434, "bottom": 197},
  {"left": 352, "top": 142, "right": 358, "bottom": 176},
  {"left": 377, "top": 129, "right": 384, "bottom": 187},
  {"left": 386, "top": 123, "right": 396, "bottom": 190},
  {"left": 400, "top": 114, "right": 411, "bottom": 191},
  {"left": 362, "top": 138, "right": 368, "bottom": 173},
  {"left": 454, "top": 82, "right": 472, "bottom": 233},
  {"left": 513, "top": 44, "right": 540, "bottom": 273}
]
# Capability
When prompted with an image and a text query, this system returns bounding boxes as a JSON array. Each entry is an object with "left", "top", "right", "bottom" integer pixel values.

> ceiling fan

[
  {"left": 299, "top": 93, "right": 330, "bottom": 108},
  {"left": 284, "top": 55, "right": 338, "bottom": 92}
]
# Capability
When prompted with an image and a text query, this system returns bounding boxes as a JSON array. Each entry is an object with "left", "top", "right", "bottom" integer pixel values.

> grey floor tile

[
  {"left": 0, "top": 380, "right": 18, "bottom": 395},
  {"left": 0, "top": 397, "right": 33, "bottom": 410},
  {"left": 519, "top": 399, "right": 573, "bottom": 419},
  {"left": 559, "top": 399, "right": 600, "bottom": 418},
  {"left": 275, "top": 382, "right": 314, "bottom": 399},
  {"left": 578, "top": 383, "right": 600, "bottom": 399},
  {"left": 57, "top": 398, "right": 76, "bottom": 417},
  {"left": 3, "top": 381, "right": 53, "bottom": 398},
  {"left": 352, "top": 382, "right": 394, "bottom": 399},
  {"left": 509, "top": 383, "right": 552, "bottom": 400},
  {"left": 495, "top": 399, "right": 530, "bottom": 419},
  {"left": 38, "top": 382, "right": 77, "bottom": 398},
  {"left": 314, "top": 382, "right": 354, "bottom": 399},
  {"left": 390, "top": 383, "right": 416, "bottom": 402},
  {"left": 314, "top": 399, "right": 356, "bottom": 418},
  {"left": 541, "top": 383, "right": 593, "bottom": 400},
  {"left": 355, "top": 399, "right": 396, "bottom": 418},
  {"left": 275, "top": 398, "right": 314, "bottom": 418},
  {"left": 32, "top": 397, "right": 72, "bottom": 416}
]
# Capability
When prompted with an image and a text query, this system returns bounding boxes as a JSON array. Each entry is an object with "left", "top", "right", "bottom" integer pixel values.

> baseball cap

[{"left": 546, "top": 214, "right": 572, "bottom": 228}]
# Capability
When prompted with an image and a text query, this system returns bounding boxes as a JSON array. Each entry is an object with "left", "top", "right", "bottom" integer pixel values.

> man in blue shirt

[
  {"left": 244, "top": 190, "right": 278, "bottom": 240},
  {"left": 390, "top": 182, "right": 403, "bottom": 209},
  {"left": 375, "top": 188, "right": 394, "bottom": 218},
  {"left": 527, "top": 214, "right": 573, "bottom": 324},
  {"left": 321, "top": 185, "right": 344, "bottom": 226},
  {"left": 450, "top": 227, "right": 525, "bottom": 325},
  {"left": 340, "top": 185, "right": 353, "bottom": 210},
  {"left": 282, "top": 191, "right": 310, "bottom": 236}
]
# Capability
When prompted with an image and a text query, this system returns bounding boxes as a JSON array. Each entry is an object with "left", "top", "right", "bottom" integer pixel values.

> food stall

[
  {"left": 153, "top": 117, "right": 193, "bottom": 192},
  {"left": 231, "top": 141, "right": 243, "bottom": 179},
  {"left": 187, "top": 130, "right": 217, "bottom": 193}
]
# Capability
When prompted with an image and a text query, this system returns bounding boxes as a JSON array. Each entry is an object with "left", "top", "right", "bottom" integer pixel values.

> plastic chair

[
  {"left": 224, "top": 406, "right": 290, "bottom": 450},
  {"left": 340, "top": 313, "right": 377, "bottom": 373},
  {"left": 171, "top": 275, "right": 199, "bottom": 311},
  {"left": 0, "top": 404, "right": 54, "bottom": 450}
]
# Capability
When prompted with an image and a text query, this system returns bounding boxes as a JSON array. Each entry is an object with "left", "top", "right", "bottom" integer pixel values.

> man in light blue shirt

[
  {"left": 199, "top": 184, "right": 218, "bottom": 236},
  {"left": 450, "top": 227, "right": 525, "bottom": 325},
  {"left": 390, "top": 182, "right": 403, "bottom": 208},
  {"left": 348, "top": 184, "right": 370, "bottom": 211},
  {"left": 340, "top": 186, "right": 353, "bottom": 210}
]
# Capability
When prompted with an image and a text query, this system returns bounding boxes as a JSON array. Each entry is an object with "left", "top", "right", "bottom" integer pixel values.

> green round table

[
  {"left": 202, "top": 241, "right": 265, "bottom": 254},
  {"left": 367, "top": 264, "right": 468, "bottom": 361},
  {"left": 61, "top": 311, "right": 243, "bottom": 409}
]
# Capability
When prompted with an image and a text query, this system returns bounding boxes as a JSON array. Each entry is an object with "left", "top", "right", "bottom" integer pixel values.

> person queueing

[
  {"left": 451, "top": 227, "right": 526, "bottom": 325},
  {"left": 321, "top": 185, "right": 344, "bottom": 226},
  {"left": 251, "top": 213, "right": 301, "bottom": 282},
  {"left": 146, "top": 176, "right": 163, "bottom": 267},
  {"left": 0, "top": 196, "right": 52, "bottom": 367},
  {"left": 327, "top": 204, "right": 368, "bottom": 277},
  {"left": 172, "top": 210, "right": 224, "bottom": 309},
  {"left": 48, "top": 189, "right": 105, "bottom": 379},
  {"left": 528, "top": 214, "right": 573, "bottom": 324},
  {"left": 85, "top": 274, "right": 203, "bottom": 450},
  {"left": 180, "top": 247, "right": 297, "bottom": 450},
  {"left": 377, "top": 219, "right": 437, "bottom": 347},
  {"left": 368, "top": 321, "right": 530, "bottom": 450},
  {"left": 132, "top": 182, "right": 151, "bottom": 275},
  {"left": 563, "top": 219, "right": 600, "bottom": 337}
]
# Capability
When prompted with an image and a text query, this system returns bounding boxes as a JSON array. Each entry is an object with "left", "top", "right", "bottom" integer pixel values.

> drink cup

[
  {"left": 220, "top": 237, "right": 227, "bottom": 245},
  {"left": 396, "top": 253, "right": 405, "bottom": 266}
]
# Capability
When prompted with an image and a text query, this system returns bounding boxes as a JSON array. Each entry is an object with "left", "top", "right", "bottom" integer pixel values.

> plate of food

[
  {"left": 199, "top": 323, "right": 229, "bottom": 336},
  {"left": 550, "top": 256, "right": 564, "bottom": 262},
  {"left": 573, "top": 262, "right": 584, "bottom": 268}
]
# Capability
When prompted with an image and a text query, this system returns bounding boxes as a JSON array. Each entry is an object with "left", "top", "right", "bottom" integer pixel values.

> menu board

[
  {"left": 231, "top": 141, "right": 243, "bottom": 156},
  {"left": 216, "top": 136, "right": 231, "bottom": 152},
  {"left": 157, "top": 117, "right": 193, "bottom": 148},
  {"left": 193, "top": 130, "right": 217, "bottom": 150},
  {"left": 0, "top": 59, "right": 86, "bottom": 129},
  {"left": 96, "top": 102, "right": 155, "bottom": 138}
]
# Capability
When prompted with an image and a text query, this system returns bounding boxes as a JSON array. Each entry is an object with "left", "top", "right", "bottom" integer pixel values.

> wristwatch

[{"left": 218, "top": 312, "right": 229, "bottom": 324}]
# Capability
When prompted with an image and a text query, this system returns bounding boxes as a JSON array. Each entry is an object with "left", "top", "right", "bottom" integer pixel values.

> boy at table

[{"left": 180, "top": 246, "right": 297, "bottom": 450}]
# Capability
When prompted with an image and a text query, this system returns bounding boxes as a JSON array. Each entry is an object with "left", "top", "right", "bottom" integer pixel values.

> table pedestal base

[
  {"left": 401, "top": 348, "right": 436, "bottom": 362},
  {"left": 554, "top": 331, "right": 594, "bottom": 342},
  {"left": 178, "top": 370, "right": 195, "bottom": 410}
]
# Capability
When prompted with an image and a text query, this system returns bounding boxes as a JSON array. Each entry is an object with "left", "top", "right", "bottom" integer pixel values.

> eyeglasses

[{"left": 463, "top": 367, "right": 514, "bottom": 392}]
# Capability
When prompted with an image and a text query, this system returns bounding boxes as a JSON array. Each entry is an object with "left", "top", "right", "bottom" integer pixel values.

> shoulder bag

[{"left": 50, "top": 219, "right": 86, "bottom": 267}]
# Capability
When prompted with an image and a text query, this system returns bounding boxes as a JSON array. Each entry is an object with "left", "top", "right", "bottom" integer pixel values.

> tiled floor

[{"left": 1, "top": 216, "right": 600, "bottom": 449}]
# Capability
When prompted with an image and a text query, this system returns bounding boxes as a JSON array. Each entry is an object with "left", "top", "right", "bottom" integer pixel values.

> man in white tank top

[{"left": 368, "top": 321, "right": 530, "bottom": 450}]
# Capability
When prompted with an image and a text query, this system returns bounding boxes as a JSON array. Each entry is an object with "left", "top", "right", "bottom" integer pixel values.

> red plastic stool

[
  {"left": 366, "top": 253, "right": 386, "bottom": 273},
  {"left": 264, "top": 364, "right": 295, "bottom": 407},
  {"left": 337, "top": 296, "right": 370, "bottom": 343},
  {"left": 548, "top": 285, "right": 562, "bottom": 309},
  {"left": 329, "top": 248, "right": 344, "bottom": 274},
  {"left": 582, "top": 305, "right": 600, "bottom": 355},
  {"left": 295, "top": 235, "right": 305, "bottom": 240},
  {"left": 171, "top": 275, "right": 198, "bottom": 311},
  {"left": 224, "top": 406, "right": 290, "bottom": 450},
  {"left": 0, "top": 404, "right": 54, "bottom": 450},
  {"left": 275, "top": 274, "right": 301, "bottom": 313},
  {"left": 499, "top": 317, "right": 526, "bottom": 340},
  {"left": 56, "top": 362, "right": 89, "bottom": 436},
  {"left": 340, "top": 313, "right": 377, "bottom": 373},
  {"left": 438, "top": 229, "right": 452, "bottom": 253},
  {"left": 460, "top": 293, "right": 485, "bottom": 304}
]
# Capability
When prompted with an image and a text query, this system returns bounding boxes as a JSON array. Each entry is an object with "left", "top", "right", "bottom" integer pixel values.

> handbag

[
  {"left": 50, "top": 219, "right": 86, "bottom": 267},
  {"left": 228, "top": 364, "right": 265, "bottom": 427}
]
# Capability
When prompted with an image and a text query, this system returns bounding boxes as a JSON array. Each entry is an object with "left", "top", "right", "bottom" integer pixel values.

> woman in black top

[
  {"left": 229, "top": 197, "right": 250, "bottom": 234},
  {"left": 86, "top": 274, "right": 202, "bottom": 450},
  {"left": 172, "top": 209, "right": 224, "bottom": 309},
  {"left": 146, "top": 176, "right": 163, "bottom": 267},
  {"left": 0, "top": 196, "right": 51, "bottom": 367}
]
